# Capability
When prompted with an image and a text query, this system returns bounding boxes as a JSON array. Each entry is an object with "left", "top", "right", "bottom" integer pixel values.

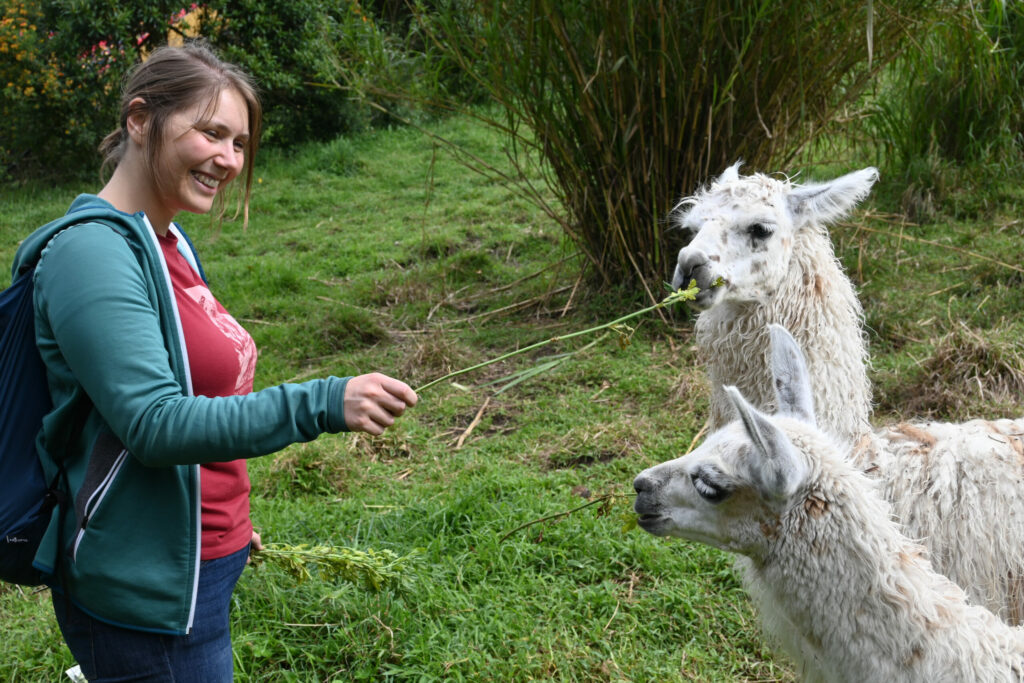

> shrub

[
  {"left": 0, "top": 0, "right": 420, "bottom": 180},
  {"left": 400, "top": 0, "right": 937, "bottom": 291},
  {"left": 0, "top": 0, "right": 182, "bottom": 179},
  {"left": 0, "top": 0, "right": 48, "bottom": 174},
  {"left": 206, "top": 0, "right": 377, "bottom": 146},
  {"left": 865, "top": 0, "right": 1024, "bottom": 219}
]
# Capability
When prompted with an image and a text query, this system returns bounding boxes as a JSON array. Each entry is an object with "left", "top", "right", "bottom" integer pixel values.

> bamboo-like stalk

[
  {"left": 399, "top": 0, "right": 934, "bottom": 292},
  {"left": 414, "top": 281, "right": 699, "bottom": 393}
]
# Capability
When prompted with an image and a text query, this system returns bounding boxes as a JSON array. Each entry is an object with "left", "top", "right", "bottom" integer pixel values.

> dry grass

[
  {"left": 881, "top": 321, "right": 1024, "bottom": 420},
  {"left": 394, "top": 327, "right": 479, "bottom": 388},
  {"left": 537, "top": 421, "right": 649, "bottom": 471}
]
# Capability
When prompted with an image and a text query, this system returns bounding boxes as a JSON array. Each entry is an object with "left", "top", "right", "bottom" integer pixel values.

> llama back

[{"left": 856, "top": 417, "right": 1024, "bottom": 623}]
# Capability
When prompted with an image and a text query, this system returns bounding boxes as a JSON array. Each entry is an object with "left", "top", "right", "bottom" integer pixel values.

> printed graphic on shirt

[{"left": 183, "top": 284, "right": 257, "bottom": 394}]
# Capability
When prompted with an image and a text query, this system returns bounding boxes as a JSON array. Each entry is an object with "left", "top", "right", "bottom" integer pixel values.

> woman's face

[{"left": 154, "top": 87, "right": 250, "bottom": 219}]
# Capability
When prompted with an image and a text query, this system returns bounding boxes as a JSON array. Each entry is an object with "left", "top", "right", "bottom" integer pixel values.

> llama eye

[
  {"left": 691, "top": 473, "right": 732, "bottom": 504},
  {"left": 746, "top": 223, "right": 774, "bottom": 240}
]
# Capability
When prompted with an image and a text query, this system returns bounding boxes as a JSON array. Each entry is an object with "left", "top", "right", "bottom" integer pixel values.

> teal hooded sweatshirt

[{"left": 14, "top": 195, "right": 351, "bottom": 634}]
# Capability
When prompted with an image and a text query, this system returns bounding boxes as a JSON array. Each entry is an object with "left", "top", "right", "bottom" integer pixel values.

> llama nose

[
  {"left": 633, "top": 472, "right": 661, "bottom": 514},
  {"left": 673, "top": 247, "right": 711, "bottom": 290},
  {"left": 633, "top": 472, "right": 656, "bottom": 494}
]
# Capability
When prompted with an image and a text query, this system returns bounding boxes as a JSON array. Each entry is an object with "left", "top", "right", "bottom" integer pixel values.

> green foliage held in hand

[{"left": 250, "top": 542, "right": 420, "bottom": 594}]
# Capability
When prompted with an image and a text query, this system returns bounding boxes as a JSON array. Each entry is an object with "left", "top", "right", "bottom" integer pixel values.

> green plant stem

[
  {"left": 498, "top": 492, "right": 634, "bottom": 543},
  {"left": 414, "top": 283, "right": 699, "bottom": 393}
]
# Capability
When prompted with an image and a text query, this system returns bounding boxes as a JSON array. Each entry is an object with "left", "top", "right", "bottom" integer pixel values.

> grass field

[{"left": 1, "top": 113, "right": 1022, "bottom": 682}]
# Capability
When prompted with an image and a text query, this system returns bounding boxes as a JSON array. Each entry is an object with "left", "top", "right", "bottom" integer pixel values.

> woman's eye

[
  {"left": 747, "top": 223, "right": 774, "bottom": 240},
  {"left": 691, "top": 473, "right": 731, "bottom": 503}
]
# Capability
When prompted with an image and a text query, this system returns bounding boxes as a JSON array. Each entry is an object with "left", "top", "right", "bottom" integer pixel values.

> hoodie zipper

[
  {"left": 71, "top": 448, "right": 129, "bottom": 561},
  {"left": 145, "top": 216, "right": 202, "bottom": 634}
]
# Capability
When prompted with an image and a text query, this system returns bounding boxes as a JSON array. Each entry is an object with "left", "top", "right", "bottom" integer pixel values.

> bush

[
  {"left": 865, "top": 0, "right": 1024, "bottom": 219},
  {"left": 405, "top": 0, "right": 937, "bottom": 291},
  {"left": 0, "top": 0, "right": 421, "bottom": 180},
  {"left": 0, "top": 1, "right": 193, "bottom": 179},
  {"left": 207, "top": 0, "right": 378, "bottom": 147}
]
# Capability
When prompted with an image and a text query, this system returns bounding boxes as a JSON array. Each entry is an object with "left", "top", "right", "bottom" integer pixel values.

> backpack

[{"left": 0, "top": 261, "right": 67, "bottom": 585}]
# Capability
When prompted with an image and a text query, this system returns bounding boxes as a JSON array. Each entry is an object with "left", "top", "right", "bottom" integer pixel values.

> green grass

[{"left": 1, "top": 113, "right": 1022, "bottom": 682}]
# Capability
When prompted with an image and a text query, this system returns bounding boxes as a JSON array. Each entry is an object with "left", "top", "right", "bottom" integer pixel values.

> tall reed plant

[
  {"left": 395, "top": 0, "right": 932, "bottom": 292},
  {"left": 864, "top": 0, "right": 1024, "bottom": 217}
]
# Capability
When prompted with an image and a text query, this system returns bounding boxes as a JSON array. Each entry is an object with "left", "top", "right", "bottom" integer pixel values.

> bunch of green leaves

[{"left": 250, "top": 542, "right": 420, "bottom": 593}]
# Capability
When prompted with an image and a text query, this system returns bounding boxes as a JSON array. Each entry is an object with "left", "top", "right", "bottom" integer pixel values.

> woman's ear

[{"left": 125, "top": 97, "right": 149, "bottom": 144}]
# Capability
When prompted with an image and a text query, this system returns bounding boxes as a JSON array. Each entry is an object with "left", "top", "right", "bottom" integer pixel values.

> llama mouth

[
  {"left": 636, "top": 513, "right": 665, "bottom": 530},
  {"left": 686, "top": 289, "right": 719, "bottom": 311}
]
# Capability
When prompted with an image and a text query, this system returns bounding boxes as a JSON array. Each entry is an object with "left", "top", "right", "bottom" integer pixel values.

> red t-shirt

[{"left": 158, "top": 231, "right": 258, "bottom": 560}]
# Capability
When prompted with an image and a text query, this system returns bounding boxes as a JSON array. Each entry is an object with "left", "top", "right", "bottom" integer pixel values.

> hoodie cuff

[{"left": 327, "top": 376, "right": 352, "bottom": 433}]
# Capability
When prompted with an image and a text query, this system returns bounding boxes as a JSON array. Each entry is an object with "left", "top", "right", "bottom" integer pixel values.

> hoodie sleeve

[{"left": 33, "top": 223, "right": 350, "bottom": 467}]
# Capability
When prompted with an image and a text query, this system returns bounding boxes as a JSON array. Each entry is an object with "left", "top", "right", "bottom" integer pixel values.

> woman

[{"left": 13, "top": 41, "right": 417, "bottom": 681}]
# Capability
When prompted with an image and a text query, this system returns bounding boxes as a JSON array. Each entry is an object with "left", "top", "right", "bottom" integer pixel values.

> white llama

[
  {"left": 672, "top": 162, "right": 874, "bottom": 446},
  {"left": 634, "top": 326, "right": 1024, "bottom": 682},
  {"left": 670, "top": 163, "right": 1024, "bottom": 623}
]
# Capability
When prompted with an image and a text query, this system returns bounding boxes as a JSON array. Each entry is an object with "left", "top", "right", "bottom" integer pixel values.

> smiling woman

[
  {"left": 13, "top": 39, "right": 418, "bottom": 683},
  {"left": 96, "top": 43, "right": 261, "bottom": 233},
  {"left": 101, "top": 87, "right": 251, "bottom": 234}
]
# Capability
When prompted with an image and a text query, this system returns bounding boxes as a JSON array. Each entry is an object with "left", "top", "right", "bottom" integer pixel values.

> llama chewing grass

[
  {"left": 634, "top": 326, "right": 1024, "bottom": 682},
  {"left": 670, "top": 163, "right": 1024, "bottom": 623},
  {"left": 672, "top": 162, "right": 874, "bottom": 446}
]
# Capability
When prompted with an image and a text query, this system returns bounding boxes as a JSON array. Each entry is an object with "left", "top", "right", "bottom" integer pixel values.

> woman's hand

[
  {"left": 343, "top": 373, "right": 418, "bottom": 435},
  {"left": 247, "top": 529, "right": 264, "bottom": 565}
]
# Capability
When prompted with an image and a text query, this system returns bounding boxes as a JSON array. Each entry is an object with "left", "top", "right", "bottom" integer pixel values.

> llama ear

[
  {"left": 786, "top": 167, "right": 879, "bottom": 225},
  {"left": 725, "top": 385, "right": 806, "bottom": 500},
  {"left": 768, "top": 324, "right": 816, "bottom": 426},
  {"left": 717, "top": 160, "right": 743, "bottom": 185}
]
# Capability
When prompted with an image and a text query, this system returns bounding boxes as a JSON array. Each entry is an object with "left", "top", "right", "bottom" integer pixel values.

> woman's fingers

[{"left": 343, "top": 373, "right": 418, "bottom": 435}]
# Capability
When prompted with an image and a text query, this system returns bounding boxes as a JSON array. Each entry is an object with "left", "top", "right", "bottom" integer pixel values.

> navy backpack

[{"left": 0, "top": 261, "right": 66, "bottom": 585}]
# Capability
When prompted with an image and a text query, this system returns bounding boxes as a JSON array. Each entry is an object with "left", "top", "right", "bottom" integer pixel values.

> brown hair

[{"left": 99, "top": 40, "right": 262, "bottom": 226}]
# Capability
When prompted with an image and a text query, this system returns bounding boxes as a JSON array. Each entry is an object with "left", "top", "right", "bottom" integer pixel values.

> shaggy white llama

[
  {"left": 672, "top": 162, "right": 873, "bottom": 445},
  {"left": 671, "top": 163, "right": 1024, "bottom": 623},
  {"left": 634, "top": 326, "right": 1024, "bottom": 682}
]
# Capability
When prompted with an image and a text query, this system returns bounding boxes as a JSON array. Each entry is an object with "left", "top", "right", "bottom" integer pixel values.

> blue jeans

[{"left": 53, "top": 544, "right": 250, "bottom": 683}]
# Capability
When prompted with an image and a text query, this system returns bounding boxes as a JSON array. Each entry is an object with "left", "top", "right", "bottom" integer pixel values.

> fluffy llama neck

[
  {"left": 743, "top": 431, "right": 1024, "bottom": 682},
  {"left": 695, "top": 226, "right": 871, "bottom": 446}
]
